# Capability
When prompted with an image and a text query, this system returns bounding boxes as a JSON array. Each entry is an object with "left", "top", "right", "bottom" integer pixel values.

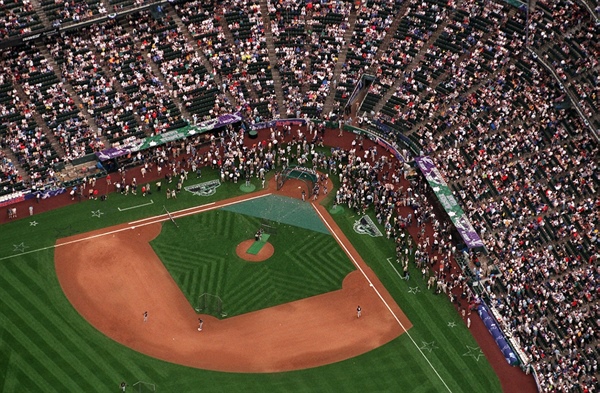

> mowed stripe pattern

[
  {"left": 0, "top": 251, "right": 155, "bottom": 392},
  {"left": 150, "top": 209, "right": 354, "bottom": 318}
]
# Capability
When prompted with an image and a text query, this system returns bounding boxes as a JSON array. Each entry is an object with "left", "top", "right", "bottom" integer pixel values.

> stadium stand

[{"left": 0, "top": 0, "right": 597, "bottom": 391}]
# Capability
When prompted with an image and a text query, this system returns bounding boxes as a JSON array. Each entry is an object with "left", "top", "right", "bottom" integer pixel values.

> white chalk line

[
  {"left": 0, "top": 193, "right": 272, "bottom": 262},
  {"left": 117, "top": 199, "right": 154, "bottom": 211},
  {"left": 386, "top": 257, "right": 404, "bottom": 280},
  {"left": 127, "top": 202, "right": 216, "bottom": 225},
  {"left": 313, "top": 205, "right": 453, "bottom": 393}
]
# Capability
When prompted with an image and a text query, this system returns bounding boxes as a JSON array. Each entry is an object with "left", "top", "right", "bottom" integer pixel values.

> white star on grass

[
  {"left": 419, "top": 341, "right": 438, "bottom": 353},
  {"left": 13, "top": 243, "right": 29, "bottom": 253},
  {"left": 447, "top": 321, "right": 457, "bottom": 328},
  {"left": 463, "top": 346, "right": 485, "bottom": 362},
  {"left": 408, "top": 286, "right": 420, "bottom": 294},
  {"left": 91, "top": 210, "right": 104, "bottom": 218},
  {"left": 29, "top": 221, "right": 38, "bottom": 226}
]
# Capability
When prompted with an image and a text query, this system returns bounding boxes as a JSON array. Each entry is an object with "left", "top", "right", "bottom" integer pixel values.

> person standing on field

[{"left": 357, "top": 305, "right": 362, "bottom": 318}]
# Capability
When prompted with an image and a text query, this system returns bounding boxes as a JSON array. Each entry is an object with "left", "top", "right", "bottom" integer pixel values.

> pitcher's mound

[{"left": 236, "top": 239, "right": 275, "bottom": 262}]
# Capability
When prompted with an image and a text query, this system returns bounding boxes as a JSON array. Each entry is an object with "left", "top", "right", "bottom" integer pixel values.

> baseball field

[{"left": 0, "top": 164, "right": 503, "bottom": 392}]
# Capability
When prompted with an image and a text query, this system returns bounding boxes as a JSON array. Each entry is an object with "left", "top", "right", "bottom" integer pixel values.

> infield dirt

[{"left": 54, "top": 176, "right": 411, "bottom": 372}]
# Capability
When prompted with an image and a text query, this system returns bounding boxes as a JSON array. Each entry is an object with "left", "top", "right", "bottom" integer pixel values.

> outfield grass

[
  {"left": 0, "top": 169, "right": 502, "bottom": 392},
  {"left": 328, "top": 206, "right": 501, "bottom": 392}
]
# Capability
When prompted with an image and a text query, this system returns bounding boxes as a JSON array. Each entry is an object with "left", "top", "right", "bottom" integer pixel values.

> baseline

[
  {"left": 312, "top": 203, "right": 453, "bottom": 393},
  {"left": 0, "top": 194, "right": 271, "bottom": 262}
]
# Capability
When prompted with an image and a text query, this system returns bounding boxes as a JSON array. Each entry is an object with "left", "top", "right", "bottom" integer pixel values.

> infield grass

[
  {"left": 151, "top": 207, "right": 354, "bottom": 317},
  {"left": 0, "top": 168, "right": 502, "bottom": 392}
]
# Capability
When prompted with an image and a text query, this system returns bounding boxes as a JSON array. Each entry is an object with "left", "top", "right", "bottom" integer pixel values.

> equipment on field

[
  {"left": 196, "top": 293, "right": 227, "bottom": 318},
  {"left": 132, "top": 381, "right": 156, "bottom": 392},
  {"left": 162, "top": 205, "right": 179, "bottom": 228}
]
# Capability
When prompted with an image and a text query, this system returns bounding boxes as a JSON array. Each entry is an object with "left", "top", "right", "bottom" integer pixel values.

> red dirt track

[{"left": 54, "top": 177, "right": 411, "bottom": 373}]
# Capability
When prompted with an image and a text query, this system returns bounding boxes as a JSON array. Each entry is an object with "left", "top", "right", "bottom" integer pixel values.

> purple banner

[
  {"left": 477, "top": 304, "right": 519, "bottom": 365},
  {"left": 25, "top": 188, "right": 67, "bottom": 200},
  {"left": 415, "top": 156, "right": 484, "bottom": 248},
  {"left": 96, "top": 147, "right": 131, "bottom": 161},
  {"left": 96, "top": 113, "right": 242, "bottom": 161}
]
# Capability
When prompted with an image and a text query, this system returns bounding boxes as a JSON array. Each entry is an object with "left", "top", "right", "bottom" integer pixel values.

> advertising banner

[
  {"left": 96, "top": 113, "right": 242, "bottom": 161},
  {"left": 414, "top": 156, "right": 484, "bottom": 248},
  {"left": 477, "top": 304, "right": 520, "bottom": 365}
]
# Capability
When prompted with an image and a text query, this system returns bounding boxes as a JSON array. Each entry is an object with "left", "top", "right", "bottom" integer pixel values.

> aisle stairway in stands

[
  {"left": 122, "top": 18, "right": 193, "bottom": 127},
  {"left": 169, "top": 7, "right": 241, "bottom": 111},
  {"left": 259, "top": 0, "right": 287, "bottom": 118},
  {"left": 10, "top": 70, "right": 67, "bottom": 161},
  {"left": 29, "top": 0, "right": 51, "bottom": 29},
  {"left": 216, "top": 9, "right": 260, "bottom": 105},
  {"left": 0, "top": 146, "right": 30, "bottom": 184},
  {"left": 412, "top": 58, "right": 518, "bottom": 154},
  {"left": 299, "top": 5, "right": 315, "bottom": 97},
  {"left": 38, "top": 44, "right": 106, "bottom": 148},
  {"left": 366, "top": 1, "right": 415, "bottom": 76},
  {"left": 368, "top": 16, "right": 453, "bottom": 117},
  {"left": 321, "top": 6, "right": 358, "bottom": 118}
]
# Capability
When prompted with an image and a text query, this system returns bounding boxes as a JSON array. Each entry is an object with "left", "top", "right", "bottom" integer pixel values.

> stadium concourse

[{"left": 0, "top": 0, "right": 598, "bottom": 391}]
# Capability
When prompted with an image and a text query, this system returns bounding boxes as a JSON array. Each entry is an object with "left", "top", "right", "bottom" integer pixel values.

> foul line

[
  {"left": 386, "top": 257, "right": 404, "bottom": 280},
  {"left": 117, "top": 199, "right": 154, "bottom": 211},
  {"left": 313, "top": 205, "right": 453, "bottom": 393},
  {"left": 0, "top": 193, "right": 272, "bottom": 262},
  {"left": 128, "top": 202, "right": 216, "bottom": 225}
]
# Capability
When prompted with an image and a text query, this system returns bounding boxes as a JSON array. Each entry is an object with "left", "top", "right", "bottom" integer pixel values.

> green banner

[{"left": 414, "top": 156, "right": 484, "bottom": 248}]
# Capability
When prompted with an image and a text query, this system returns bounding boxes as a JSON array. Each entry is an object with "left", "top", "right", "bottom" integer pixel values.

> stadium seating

[{"left": 0, "top": 1, "right": 597, "bottom": 390}]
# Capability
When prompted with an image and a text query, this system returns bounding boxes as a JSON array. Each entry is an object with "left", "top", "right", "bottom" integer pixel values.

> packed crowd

[
  {"left": 358, "top": 1, "right": 599, "bottom": 391},
  {"left": 0, "top": 49, "right": 65, "bottom": 190},
  {"left": 331, "top": 0, "right": 399, "bottom": 112},
  {"left": 269, "top": 0, "right": 353, "bottom": 118},
  {"left": 136, "top": 9, "right": 230, "bottom": 121},
  {"left": 268, "top": 0, "right": 308, "bottom": 117},
  {"left": 301, "top": 0, "right": 352, "bottom": 118},
  {"left": 528, "top": 0, "right": 599, "bottom": 125},
  {"left": 0, "top": 0, "right": 42, "bottom": 39},
  {"left": 5, "top": 45, "right": 95, "bottom": 161},
  {"left": 0, "top": 1, "right": 598, "bottom": 390},
  {"left": 0, "top": 150, "right": 20, "bottom": 188},
  {"left": 49, "top": 33, "right": 138, "bottom": 147},
  {"left": 41, "top": 0, "right": 104, "bottom": 26},
  {"left": 220, "top": 0, "right": 279, "bottom": 121},
  {"left": 174, "top": 0, "right": 278, "bottom": 121}
]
